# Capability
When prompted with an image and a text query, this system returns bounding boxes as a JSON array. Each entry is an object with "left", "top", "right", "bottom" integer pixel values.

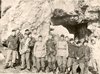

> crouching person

[
  {"left": 46, "top": 35, "right": 57, "bottom": 73},
  {"left": 4, "top": 29, "right": 19, "bottom": 69},
  {"left": 20, "top": 32, "right": 31, "bottom": 71},
  {"left": 34, "top": 35, "right": 46, "bottom": 72},
  {"left": 56, "top": 34, "right": 69, "bottom": 74}
]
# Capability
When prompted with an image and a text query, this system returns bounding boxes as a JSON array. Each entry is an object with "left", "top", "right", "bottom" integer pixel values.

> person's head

[
  {"left": 74, "top": 37, "right": 78, "bottom": 43},
  {"left": 83, "top": 40, "right": 88, "bottom": 46},
  {"left": 16, "top": 28, "right": 20, "bottom": 34},
  {"left": 25, "top": 29, "right": 29, "bottom": 35},
  {"left": 11, "top": 30, "right": 16, "bottom": 36},
  {"left": 77, "top": 41, "right": 82, "bottom": 46},
  {"left": 48, "top": 34, "right": 53, "bottom": 39},
  {"left": 28, "top": 32, "right": 32, "bottom": 37},
  {"left": 91, "top": 39, "right": 96, "bottom": 45},
  {"left": 80, "top": 38, "right": 85, "bottom": 43},
  {"left": 50, "top": 28, "right": 54, "bottom": 34},
  {"left": 24, "top": 33, "right": 29, "bottom": 38},
  {"left": 38, "top": 35, "right": 42, "bottom": 41},
  {"left": 60, "top": 34, "right": 64, "bottom": 40},
  {"left": 65, "top": 36, "right": 69, "bottom": 41},
  {"left": 70, "top": 38, "right": 74, "bottom": 44},
  {"left": 33, "top": 29, "right": 37, "bottom": 34}
]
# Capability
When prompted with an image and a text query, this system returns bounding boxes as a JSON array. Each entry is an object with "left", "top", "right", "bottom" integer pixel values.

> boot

[{"left": 4, "top": 63, "right": 10, "bottom": 69}]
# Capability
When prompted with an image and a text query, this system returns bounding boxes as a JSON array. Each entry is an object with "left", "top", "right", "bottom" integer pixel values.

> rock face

[
  {"left": 0, "top": 0, "right": 100, "bottom": 40},
  {"left": 0, "top": 0, "right": 77, "bottom": 40},
  {"left": 0, "top": 0, "right": 52, "bottom": 40}
]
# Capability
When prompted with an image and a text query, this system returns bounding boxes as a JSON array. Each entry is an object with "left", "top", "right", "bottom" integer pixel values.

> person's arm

[
  {"left": 4, "top": 36, "right": 11, "bottom": 47},
  {"left": 46, "top": 40, "right": 49, "bottom": 55},
  {"left": 66, "top": 42, "right": 69, "bottom": 57},
  {"left": 56, "top": 41, "right": 58, "bottom": 51},
  {"left": 79, "top": 47, "right": 85, "bottom": 60},
  {"left": 85, "top": 46, "right": 91, "bottom": 61},
  {"left": 33, "top": 42, "right": 37, "bottom": 53}
]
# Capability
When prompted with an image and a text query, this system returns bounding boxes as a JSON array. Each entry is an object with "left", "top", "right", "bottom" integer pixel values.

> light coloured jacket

[{"left": 20, "top": 37, "right": 31, "bottom": 54}]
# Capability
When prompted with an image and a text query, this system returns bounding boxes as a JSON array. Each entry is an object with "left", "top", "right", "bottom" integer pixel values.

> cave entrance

[{"left": 51, "top": 9, "right": 92, "bottom": 39}]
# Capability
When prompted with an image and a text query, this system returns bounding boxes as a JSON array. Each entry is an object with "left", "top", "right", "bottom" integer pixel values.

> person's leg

[
  {"left": 62, "top": 57, "right": 67, "bottom": 73},
  {"left": 11, "top": 50, "right": 17, "bottom": 67},
  {"left": 21, "top": 54, "right": 25, "bottom": 69},
  {"left": 96, "top": 59, "right": 100, "bottom": 74},
  {"left": 5, "top": 49, "right": 12, "bottom": 68},
  {"left": 47, "top": 55, "right": 52, "bottom": 72},
  {"left": 79, "top": 63, "right": 85, "bottom": 74},
  {"left": 67, "top": 57, "right": 73, "bottom": 72},
  {"left": 17, "top": 43, "right": 21, "bottom": 65},
  {"left": 57, "top": 56, "right": 63, "bottom": 73},
  {"left": 52, "top": 55, "right": 56, "bottom": 72},
  {"left": 36, "top": 57, "right": 41, "bottom": 72},
  {"left": 41, "top": 57, "right": 45, "bottom": 72},
  {"left": 72, "top": 62, "right": 78, "bottom": 74},
  {"left": 26, "top": 52, "right": 30, "bottom": 70},
  {"left": 32, "top": 54, "right": 36, "bottom": 68}
]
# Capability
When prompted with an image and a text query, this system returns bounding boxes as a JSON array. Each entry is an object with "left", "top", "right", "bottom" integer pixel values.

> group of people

[{"left": 2, "top": 28, "right": 100, "bottom": 74}]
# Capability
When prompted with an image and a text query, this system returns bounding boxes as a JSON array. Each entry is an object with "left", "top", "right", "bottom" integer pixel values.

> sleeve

[
  {"left": 19, "top": 34, "right": 24, "bottom": 40},
  {"left": 3, "top": 36, "right": 11, "bottom": 47},
  {"left": 66, "top": 42, "right": 69, "bottom": 57},
  {"left": 85, "top": 47, "right": 91, "bottom": 61},
  {"left": 56, "top": 42, "right": 58, "bottom": 50},
  {"left": 46, "top": 40, "right": 48, "bottom": 50},
  {"left": 33, "top": 42, "right": 37, "bottom": 53},
  {"left": 79, "top": 47, "right": 85, "bottom": 59},
  {"left": 29, "top": 38, "right": 36, "bottom": 47}
]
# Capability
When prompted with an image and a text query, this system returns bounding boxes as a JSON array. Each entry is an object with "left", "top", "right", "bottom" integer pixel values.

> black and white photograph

[{"left": 0, "top": 0, "right": 100, "bottom": 74}]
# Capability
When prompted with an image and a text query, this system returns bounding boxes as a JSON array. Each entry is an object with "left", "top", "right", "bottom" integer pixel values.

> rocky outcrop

[
  {"left": 0, "top": 0, "right": 77, "bottom": 40},
  {"left": 0, "top": 0, "right": 100, "bottom": 40}
]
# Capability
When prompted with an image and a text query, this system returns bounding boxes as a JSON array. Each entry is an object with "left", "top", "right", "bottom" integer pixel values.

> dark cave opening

[{"left": 51, "top": 9, "right": 92, "bottom": 39}]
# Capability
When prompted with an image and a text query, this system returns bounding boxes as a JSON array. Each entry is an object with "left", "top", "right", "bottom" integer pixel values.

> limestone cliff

[
  {"left": 0, "top": 0, "right": 100, "bottom": 40},
  {"left": 0, "top": 0, "right": 77, "bottom": 40}
]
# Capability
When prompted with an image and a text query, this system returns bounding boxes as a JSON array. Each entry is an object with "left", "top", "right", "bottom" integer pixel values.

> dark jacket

[
  {"left": 84, "top": 45, "right": 91, "bottom": 62},
  {"left": 68, "top": 42, "right": 76, "bottom": 58},
  {"left": 29, "top": 37, "right": 36, "bottom": 48},
  {"left": 16, "top": 32, "right": 24, "bottom": 41},
  {"left": 46, "top": 39, "right": 56, "bottom": 56},
  {"left": 6, "top": 35, "right": 19, "bottom": 50},
  {"left": 74, "top": 45, "right": 85, "bottom": 63}
]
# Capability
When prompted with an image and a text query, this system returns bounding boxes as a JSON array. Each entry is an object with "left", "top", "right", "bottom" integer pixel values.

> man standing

[
  {"left": 34, "top": 35, "right": 46, "bottom": 72},
  {"left": 83, "top": 40, "right": 91, "bottom": 74},
  {"left": 72, "top": 41, "right": 85, "bottom": 74},
  {"left": 4, "top": 29, "right": 19, "bottom": 69},
  {"left": 20, "top": 31, "right": 31, "bottom": 71},
  {"left": 28, "top": 32, "right": 36, "bottom": 71},
  {"left": 46, "top": 34, "right": 57, "bottom": 73},
  {"left": 56, "top": 34, "right": 69, "bottom": 74},
  {"left": 16, "top": 28, "right": 24, "bottom": 65},
  {"left": 67, "top": 38, "right": 76, "bottom": 74}
]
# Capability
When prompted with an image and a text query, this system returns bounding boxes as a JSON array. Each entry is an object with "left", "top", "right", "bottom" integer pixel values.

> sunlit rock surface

[
  {"left": 0, "top": 0, "right": 100, "bottom": 41},
  {"left": 0, "top": 0, "right": 77, "bottom": 41}
]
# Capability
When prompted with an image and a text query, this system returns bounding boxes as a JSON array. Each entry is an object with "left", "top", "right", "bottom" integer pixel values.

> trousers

[
  {"left": 5, "top": 49, "right": 17, "bottom": 65},
  {"left": 57, "top": 56, "right": 67, "bottom": 72},
  {"left": 47, "top": 54, "right": 56, "bottom": 71},
  {"left": 36, "top": 57, "right": 45, "bottom": 71},
  {"left": 21, "top": 52, "right": 30, "bottom": 69},
  {"left": 72, "top": 62, "right": 85, "bottom": 74}
]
